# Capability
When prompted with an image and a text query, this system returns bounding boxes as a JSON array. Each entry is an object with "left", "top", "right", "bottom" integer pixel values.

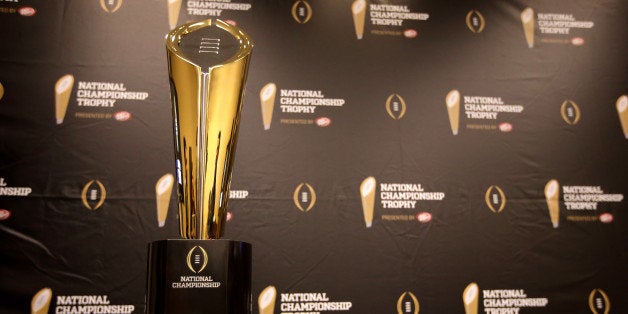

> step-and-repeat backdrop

[{"left": 1, "top": 0, "right": 626, "bottom": 313}]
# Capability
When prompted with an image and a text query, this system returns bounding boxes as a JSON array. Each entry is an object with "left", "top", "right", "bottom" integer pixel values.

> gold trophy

[
  {"left": 146, "top": 19, "right": 253, "bottom": 313},
  {"left": 462, "top": 283, "right": 479, "bottom": 314},
  {"left": 260, "top": 83, "right": 276, "bottom": 130},
  {"left": 351, "top": 0, "right": 366, "bottom": 40},
  {"left": 258, "top": 286, "right": 277, "bottom": 314},
  {"left": 167, "top": 0, "right": 183, "bottom": 30},
  {"left": 544, "top": 179, "right": 560, "bottom": 228},
  {"left": 360, "top": 176, "right": 376, "bottom": 228},
  {"left": 521, "top": 7, "right": 535, "bottom": 48},
  {"left": 31, "top": 288, "right": 52, "bottom": 314},
  {"left": 616, "top": 95, "right": 628, "bottom": 139},
  {"left": 0, "top": 82, "right": 4, "bottom": 100},
  {"left": 446, "top": 89, "right": 460, "bottom": 135},
  {"left": 155, "top": 173, "right": 174, "bottom": 227},
  {"left": 55, "top": 74, "right": 74, "bottom": 124}
]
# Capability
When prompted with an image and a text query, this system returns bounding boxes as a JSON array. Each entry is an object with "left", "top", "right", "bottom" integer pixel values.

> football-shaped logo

[
  {"left": 291, "top": 1, "right": 312, "bottom": 24},
  {"left": 397, "top": 291, "right": 419, "bottom": 314}
]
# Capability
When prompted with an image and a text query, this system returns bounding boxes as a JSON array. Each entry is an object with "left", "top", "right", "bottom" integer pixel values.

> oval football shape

[
  {"left": 18, "top": 6, "right": 36, "bottom": 16},
  {"left": 113, "top": 111, "right": 132, "bottom": 121},
  {"left": 416, "top": 212, "right": 432, "bottom": 223},
  {"left": 315, "top": 117, "right": 331, "bottom": 127},
  {"left": 403, "top": 29, "right": 418, "bottom": 38},
  {"left": 499, "top": 122, "right": 513, "bottom": 132},
  {"left": 599, "top": 213, "right": 613, "bottom": 223}
]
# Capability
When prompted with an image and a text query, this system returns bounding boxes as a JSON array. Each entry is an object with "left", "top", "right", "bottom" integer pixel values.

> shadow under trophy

[{"left": 146, "top": 19, "right": 253, "bottom": 313}]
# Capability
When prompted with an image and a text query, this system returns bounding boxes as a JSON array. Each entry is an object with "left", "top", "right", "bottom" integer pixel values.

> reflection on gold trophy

[
  {"left": 31, "top": 287, "right": 52, "bottom": 314},
  {"left": 544, "top": 179, "right": 560, "bottom": 228},
  {"left": 155, "top": 173, "right": 174, "bottom": 227},
  {"left": 521, "top": 7, "right": 535, "bottom": 48},
  {"left": 167, "top": 19, "right": 253, "bottom": 239},
  {"left": 463, "top": 283, "right": 479, "bottom": 314},
  {"left": 351, "top": 0, "right": 366, "bottom": 40},
  {"left": 260, "top": 83, "right": 276, "bottom": 130},
  {"left": 258, "top": 286, "right": 277, "bottom": 314},
  {"left": 360, "top": 176, "right": 376, "bottom": 228},
  {"left": 167, "top": 0, "right": 183, "bottom": 30},
  {"left": 55, "top": 74, "right": 74, "bottom": 124},
  {"left": 446, "top": 89, "right": 460, "bottom": 135},
  {"left": 616, "top": 95, "right": 628, "bottom": 139}
]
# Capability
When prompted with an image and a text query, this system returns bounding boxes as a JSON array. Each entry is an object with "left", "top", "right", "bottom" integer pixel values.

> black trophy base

[{"left": 146, "top": 239, "right": 252, "bottom": 314}]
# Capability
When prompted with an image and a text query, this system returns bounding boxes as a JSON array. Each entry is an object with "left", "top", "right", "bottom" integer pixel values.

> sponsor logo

[
  {"left": 18, "top": 6, "right": 35, "bottom": 16},
  {"left": 571, "top": 37, "right": 585, "bottom": 46},
  {"left": 560, "top": 100, "right": 581, "bottom": 125},
  {"left": 185, "top": 0, "right": 252, "bottom": 18},
  {"left": 100, "top": 0, "right": 123, "bottom": 13},
  {"left": 385, "top": 93, "right": 407, "bottom": 120},
  {"left": 485, "top": 185, "right": 506, "bottom": 213},
  {"left": 416, "top": 212, "right": 431, "bottom": 223},
  {"left": 498, "top": 122, "right": 513, "bottom": 132},
  {"left": 186, "top": 246, "right": 208, "bottom": 273},
  {"left": 113, "top": 111, "right": 131, "bottom": 121},
  {"left": 81, "top": 180, "right": 106, "bottom": 210},
  {"left": 55, "top": 295, "right": 135, "bottom": 313},
  {"left": 466, "top": 10, "right": 485, "bottom": 33},
  {"left": 396, "top": 291, "right": 419, "bottom": 314},
  {"left": 599, "top": 213, "right": 613, "bottom": 223},
  {"left": 291, "top": 1, "right": 312, "bottom": 24},
  {"left": 588, "top": 289, "right": 610, "bottom": 314},
  {"left": 403, "top": 29, "right": 417, "bottom": 38},
  {"left": 294, "top": 183, "right": 316, "bottom": 212},
  {"left": 315, "top": 116, "right": 331, "bottom": 127},
  {"left": 0, "top": 209, "right": 10, "bottom": 221}
]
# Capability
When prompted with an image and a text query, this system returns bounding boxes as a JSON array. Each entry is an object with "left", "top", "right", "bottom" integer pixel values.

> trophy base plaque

[{"left": 146, "top": 239, "right": 252, "bottom": 314}]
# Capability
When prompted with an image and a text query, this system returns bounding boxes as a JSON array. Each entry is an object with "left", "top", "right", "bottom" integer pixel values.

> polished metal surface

[{"left": 166, "top": 19, "right": 252, "bottom": 239}]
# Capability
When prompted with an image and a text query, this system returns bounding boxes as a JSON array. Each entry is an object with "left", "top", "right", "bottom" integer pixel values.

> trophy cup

[{"left": 146, "top": 19, "right": 253, "bottom": 313}]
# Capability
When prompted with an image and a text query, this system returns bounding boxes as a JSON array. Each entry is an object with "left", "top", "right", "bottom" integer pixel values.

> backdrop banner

[{"left": 0, "top": 1, "right": 626, "bottom": 313}]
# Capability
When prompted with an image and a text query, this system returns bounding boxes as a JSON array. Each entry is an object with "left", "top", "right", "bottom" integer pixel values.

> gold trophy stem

[{"left": 167, "top": 19, "right": 252, "bottom": 239}]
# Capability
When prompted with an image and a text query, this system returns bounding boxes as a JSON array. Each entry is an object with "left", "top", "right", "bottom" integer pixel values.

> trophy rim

[{"left": 165, "top": 19, "right": 253, "bottom": 70}]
